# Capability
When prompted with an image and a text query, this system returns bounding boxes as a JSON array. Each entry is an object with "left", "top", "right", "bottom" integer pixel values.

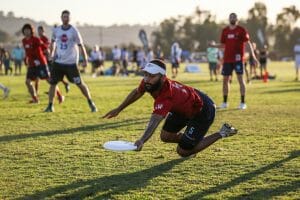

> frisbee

[{"left": 103, "top": 140, "right": 137, "bottom": 151}]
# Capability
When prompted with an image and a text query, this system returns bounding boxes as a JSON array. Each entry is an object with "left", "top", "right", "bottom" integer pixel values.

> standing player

[
  {"left": 206, "top": 40, "right": 219, "bottom": 81},
  {"left": 38, "top": 25, "right": 70, "bottom": 93},
  {"left": 22, "top": 23, "right": 64, "bottom": 104},
  {"left": 103, "top": 59, "right": 238, "bottom": 157},
  {"left": 294, "top": 39, "right": 300, "bottom": 81},
  {"left": 45, "top": 10, "right": 97, "bottom": 112},
  {"left": 212, "top": 13, "right": 258, "bottom": 109},
  {"left": 170, "top": 42, "right": 182, "bottom": 79}
]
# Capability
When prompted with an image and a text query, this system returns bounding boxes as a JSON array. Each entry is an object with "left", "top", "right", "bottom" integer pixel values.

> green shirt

[{"left": 207, "top": 47, "right": 219, "bottom": 63}]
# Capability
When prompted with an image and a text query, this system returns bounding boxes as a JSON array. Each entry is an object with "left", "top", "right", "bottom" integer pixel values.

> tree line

[{"left": 152, "top": 2, "right": 300, "bottom": 60}]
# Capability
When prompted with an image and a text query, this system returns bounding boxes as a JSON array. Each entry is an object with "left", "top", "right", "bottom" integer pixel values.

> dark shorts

[
  {"left": 26, "top": 65, "right": 50, "bottom": 80},
  {"left": 162, "top": 90, "right": 216, "bottom": 150},
  {"left": 14, "top": 60, "right": 22, "bottom": 66},
  {"left": 172, "top": 61, "right": 179, "bottom": 68},
  {"left": 49, "top": 62, "right": 82, "bottom": 85},
  {"left": 222, "top": 61, "right": 244, "bottom": 76},
  {"left": 209, "top": 62, "right": 217, "bottom": 71},
  {"left": 92, "top": 60, "right": 101, "bottom": 69}
]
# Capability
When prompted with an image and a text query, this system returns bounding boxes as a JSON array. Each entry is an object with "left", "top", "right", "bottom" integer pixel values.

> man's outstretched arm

[
  {"left": 135, "top": 113, "right": 164, "bottom": 151},
  {"left": 103, "top": 88, "right": 144, "bottom": 118}
]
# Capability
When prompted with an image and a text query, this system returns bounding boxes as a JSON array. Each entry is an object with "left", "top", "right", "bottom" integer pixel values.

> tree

[
  {"left": 0, "top": 29, "right": 10, "bottom": 42},
  {"left": 274, "top": 5, "right": 300, "bottom": 57},
  {"left": 245, "top": 2, "right": 268, "bottom": 48}
]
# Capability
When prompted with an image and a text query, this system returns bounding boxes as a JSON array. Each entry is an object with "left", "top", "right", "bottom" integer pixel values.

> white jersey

[
  {"left": 112, "top": 47, "right": 121, "bottom": 60},
  {"left": 90, "top": 50, "right": 102, "bottom": 61},
  {"left": 52, "top": 25, "right": 83, "bottom": 64}
]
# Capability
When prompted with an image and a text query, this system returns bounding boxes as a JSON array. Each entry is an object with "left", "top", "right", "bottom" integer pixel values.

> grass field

[{"left": 0, "top": 61, "right": 299, "bottom": 200}]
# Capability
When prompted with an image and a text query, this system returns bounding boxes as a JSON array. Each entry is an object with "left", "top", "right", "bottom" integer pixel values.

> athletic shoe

[
  {"left": 3, "top": 88, "right": 10, "bottom": 99},
  {"left": 238, "top": 103, "right": 247, "bottom": 110},
  {"left": 219, "top": 123, "right": 238, "bottom": 138},
  {"left": 219, "top": 102, "right": 228, "bottom": 109},
  {"left": 28, "top": 99, "right": 39, "bottom": 104},
  {"left": 89, "top": 101, "right": 98, "bottom": 112},
  {"left": 58, "top": 95, "right": 65, "bottom": 104},
  {"left": 65, "top": 83, "right": 70, "bottom": 93},
  {"left": 44, "top": 105, "right": 54, "bottom": 112}
]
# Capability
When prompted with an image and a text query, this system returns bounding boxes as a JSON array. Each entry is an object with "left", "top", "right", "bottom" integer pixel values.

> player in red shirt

[
  {"left": 22, "top": 23, "right": 63, "bottom": 104},
  {"left": 212, "top": 13, "right": 258, "bottom": 110},
  {"left": 38, "top": 25, "right": 70, "bottom": 94},
  {"left": 103, "top": 59, "right": 238, "bottom": 157}
]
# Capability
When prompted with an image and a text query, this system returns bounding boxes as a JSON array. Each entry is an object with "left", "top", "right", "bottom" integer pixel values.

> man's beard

[
  {"left": 144, "top": 79, "right": 162, "bottom": 93},
  {"left": 230, "top": 21, "right": 236, "bottom": 25}
]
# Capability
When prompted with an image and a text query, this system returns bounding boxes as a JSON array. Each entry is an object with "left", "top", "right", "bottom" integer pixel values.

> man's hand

[
  {"left": 102, "top": 108, "right": 121, "bottom": 119},
  {"left": 134, "top": 139, "right": 144, "bottom": 151}
]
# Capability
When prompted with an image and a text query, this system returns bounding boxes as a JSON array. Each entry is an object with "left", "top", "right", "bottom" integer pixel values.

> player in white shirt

[
  {"left": 171, "top": 42, "right": 182, "bottom": 78},
  {"left": 112, "top": 45, "right": 122, "bottom": 75},
  {"left": 45, "top": 10, "right": 97, "bottom": 112},
  {"left": 294, "top": 39, "right": 300, "bottom": 81},
  {"left": 89, "top": 45, "right": 104, "bottom": 77}
]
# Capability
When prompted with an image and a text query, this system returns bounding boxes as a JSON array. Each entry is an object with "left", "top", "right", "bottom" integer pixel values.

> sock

[
  {"left": 48, "top": 102, "right": 53, "bottom": 107},
  {"left": 88, "top": 99, "right": 93, "bottom": 105},
  {"left": 223, "top": 95, "right": 228, "bottom": 103},
  {"left": 56, "top": 90, "right": 62, "bottom": 98},
  {"left": 0, "top": 83, "right": 5, "bottom": 91},
  {"left": 32, "top": 95, "right": 38, "bottom": 101},
  {"left": 241, "top": 95, "right": 245, "bottom": 103}
]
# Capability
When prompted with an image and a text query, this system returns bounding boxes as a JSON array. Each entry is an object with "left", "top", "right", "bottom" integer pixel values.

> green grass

[{"left": 0, "top": 62, "right": 299, "bottom": 200}]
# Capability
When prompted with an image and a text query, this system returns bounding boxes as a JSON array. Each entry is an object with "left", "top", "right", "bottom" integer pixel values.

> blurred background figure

[
  {"left": 170, "top": 42, "right": 182, "bottom": 79},
  {"left": 11, "top": 44, "right": 25, "bottom": 75},
  {"left": 259, "top": 44, "right": 269, "bottom": 79},
  {"left": 293, "top": 39, "right": 300, "bottom": 81},
  {"left": 206, "top": 40, "right": 219, "bottom": 81},
  {"left": 1, "top": 49, "right": 12, "bottom": 75},
  {"left": 90, "top": 45, "right": 104, "bottom": 77}
]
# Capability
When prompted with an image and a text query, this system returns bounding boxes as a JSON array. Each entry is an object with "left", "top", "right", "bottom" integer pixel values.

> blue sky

[{"left": 1, "top": 0, "right": 300, "bottom": 26}]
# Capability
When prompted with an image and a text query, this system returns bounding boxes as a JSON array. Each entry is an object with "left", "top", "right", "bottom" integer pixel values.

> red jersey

[
  {"left": 39, "top": 35, "right": 50, "bottom": 49},
  {"left": 138, "top": 78, "right": 204, "bottom": 118},
  {"left": 220, "top": 25, "right": 249, "bottom": 63},
  {"left": 22, "top": 36, "right": 47, "bottom": 67}
]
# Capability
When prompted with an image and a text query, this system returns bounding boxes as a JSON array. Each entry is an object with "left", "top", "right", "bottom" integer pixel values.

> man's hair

[
  {"left": 61, "top": 10, "right": 70, "bottom": 16},
  {"left": 149, "top": 59, "right": 166, "bottom": 71},
  {"left": 22, "top": 23, "right": 34, "bottom": 35},
  {"left": 229, "top": 12, "right": 237, "bottom": 18},
  {"left": 37, "top": 25, "right": 44, "bottom": 31}
]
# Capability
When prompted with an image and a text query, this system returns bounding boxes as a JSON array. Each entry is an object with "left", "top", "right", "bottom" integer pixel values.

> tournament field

[{"left": 0, "top": 61, "right": 299, "bottom": 199}]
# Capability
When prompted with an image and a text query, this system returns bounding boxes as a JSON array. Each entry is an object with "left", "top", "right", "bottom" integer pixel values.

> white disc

[{"left": 103, "top": 140, "right": 137, "bottom": 151}]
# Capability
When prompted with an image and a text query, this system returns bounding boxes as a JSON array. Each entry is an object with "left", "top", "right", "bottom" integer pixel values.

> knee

[{"left": 176, "top": 146, "right": 193, "bottom": 157}]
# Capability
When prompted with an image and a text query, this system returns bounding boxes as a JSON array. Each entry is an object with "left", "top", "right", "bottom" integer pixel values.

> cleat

[
  {"left": 219, "top": 123, "right": 238, "bottom": 138},
  {"left": 28, "top": 99, "right": 39, "bottom": 104},
  {"left": 218, "top": 102, "right": 228, "bottom": 109},
  {"left": 89, "top": 101, "right": 98, "bottom": 112},
  {"left": 238, "top": 103, "right": 247, "bottom": 110},
  {"left": 44, "top": 105, "right": 54, "bottom": 112},
  {"left": 58, "top": 95, "right": 65, "bottom": 104},
  {"left": 3, "top": 88, "right": 10, "bottom": 99}
]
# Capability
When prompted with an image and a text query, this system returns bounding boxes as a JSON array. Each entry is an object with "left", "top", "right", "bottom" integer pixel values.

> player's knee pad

[{"left": 178, "top": 133, "right": 197, "bottom": 150}]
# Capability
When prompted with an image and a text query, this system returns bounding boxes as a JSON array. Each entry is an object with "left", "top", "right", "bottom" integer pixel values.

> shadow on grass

[
  {"left": 19, "top": 158, "right": 185, "bottom": 199},
  {"left": 184, "top": 150, "right": 300, "bottom": 200},
  {"left": 0, "top": 118, "right": 148, "bottom": 143},
  {"left": 262, "top": 88, "right": 300, "bottom": 94}
]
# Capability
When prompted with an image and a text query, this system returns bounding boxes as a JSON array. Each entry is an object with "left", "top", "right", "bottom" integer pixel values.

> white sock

[{"left": 0, "top": 83, "right": 6, "bottom": 91}]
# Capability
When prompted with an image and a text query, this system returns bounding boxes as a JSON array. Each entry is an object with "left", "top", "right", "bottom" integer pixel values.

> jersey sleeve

[
  {"left": 220, "top": 28, "right": 226, "bottom": 44},
  {"left": 73, "top": 27, "right": 83, "bottom": 45},
  {"left": 242, "top": 27, "right": 250, "bottom": 42}
]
